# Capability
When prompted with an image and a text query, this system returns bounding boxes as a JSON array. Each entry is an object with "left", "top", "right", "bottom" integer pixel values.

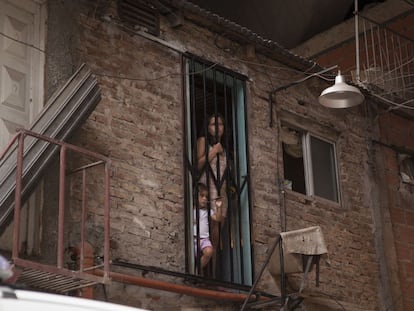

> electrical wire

[
  {"left": 94, "top": 62, "right": 218, "bottom": 81},
  {"left": 2, "top": 9, "right": 412, "bottom": 115},
  {"left": 0, "top": 13, "right": 333, "bottom": 87},
  {"left": 371, "top": 92, "right": 414, "bottom": 110}
]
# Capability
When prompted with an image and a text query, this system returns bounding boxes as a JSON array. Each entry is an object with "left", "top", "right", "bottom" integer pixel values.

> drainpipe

[{"left": 94, "top": 269, "right": 264, "bottom": 303}]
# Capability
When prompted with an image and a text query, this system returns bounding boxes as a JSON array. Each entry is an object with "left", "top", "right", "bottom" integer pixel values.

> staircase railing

[
  {"left": 2, "top": 129, "right": 111, "bottom": 293},
  {"left": 0, "top": 64, "right": 101, "bottom": 231}
]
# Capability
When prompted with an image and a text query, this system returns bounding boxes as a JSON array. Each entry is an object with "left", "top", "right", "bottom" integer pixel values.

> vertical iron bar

[
  {"left": 225, "top": 74, "right": 235, "bottom": 283},
  {"left": 232, "top": 77, "right": 242, "bottom": 284},
  {"left": 201, "top": 62, "right": 212, "bottom": 277},
  {"left": 280, "top": 237, "right": 286, "bottom": 307},
  {"left": 191, "top": 59, "right": 202, "bottom": 275},
  {"left": 212, "top": 69, "right": 221, "bottom": 211},
  {"left": 57, "top": 145, "right": 66, "bottom": 268},
  {"left": 80, "top": 168, "right": 87, "bottom": 272},
  {"left": 185, "top": 56, "right": 198, "bottom": 274},
  {"left": 242, "top": 79, "right": 254, "bottom": 286},
  {"left": 104, "top": 161, "right": 111, "bottom": 277},
  {"left": 182, "top": 55, "right": 190, "bottom": 274},
  {"left": 189, "top": 56, "right": 197, "bottom": 176},
  {"left": 12, "top": 132, "right": 25, "bottom": 260},
  {"left": 280, "top": 180, "right": 287, "bottom": 232},
  {"left": 195, "top": 204, "right": 201, "bottom": 275},
  {"left": 212, "top": 69, "right": 221, "bottom": 222},
  {"left": 192, "top": 59, "right": 201, "bottom": 275}
]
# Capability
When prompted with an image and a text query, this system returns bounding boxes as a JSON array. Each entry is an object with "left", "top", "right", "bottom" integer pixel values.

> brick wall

[
  {"left": 41, "top": 1, "right": 386, "bottom": 310},
  {"left": 292, "top": 1, "right": 414, "bottom": 309},
  {"left": 376, "top": 113, "right": 414, "bottom": 310}
]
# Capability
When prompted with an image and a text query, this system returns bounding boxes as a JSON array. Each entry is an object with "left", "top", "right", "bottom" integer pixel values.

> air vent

[{"left": 118, "top": 0, "right": 160, "bottom": 36}]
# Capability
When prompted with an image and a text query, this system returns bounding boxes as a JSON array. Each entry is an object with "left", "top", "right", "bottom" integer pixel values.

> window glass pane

[{"left": 310, "top": 136, "right": 339, "bottom": 202}]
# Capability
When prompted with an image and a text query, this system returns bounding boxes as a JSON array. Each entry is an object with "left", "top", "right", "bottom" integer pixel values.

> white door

[
  {"left": 0, "top": 0, "right": 45, "bottom": 149},
  {"left": 0, "top": 0, "right": 45, "bottom": 253}
]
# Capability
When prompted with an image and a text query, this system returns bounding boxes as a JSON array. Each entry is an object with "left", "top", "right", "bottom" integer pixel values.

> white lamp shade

[{"left": 318, "top": 74, "right": 364, "bottom": 108}]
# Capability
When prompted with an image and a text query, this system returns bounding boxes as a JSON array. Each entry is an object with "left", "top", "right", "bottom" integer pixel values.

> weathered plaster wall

[
  {"left": 40, "top": 1, "right": 385, "bottom": 310},
  {"left": 44, "top": 0, "right": 81, "bottom": 99}
]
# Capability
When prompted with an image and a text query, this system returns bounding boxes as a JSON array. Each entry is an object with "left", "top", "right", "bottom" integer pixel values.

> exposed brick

[
  {"left": 396, "top": 226, "right": 414, "bottom": 245},
  {"left": 35, "top": 1, "right": 414, "bottom": 310},
  {"left": 396, "top": 244, "right": 413, "bottom": 262},
  {"left": 390, "top": 207, "right": 406, "bottom": 225}
]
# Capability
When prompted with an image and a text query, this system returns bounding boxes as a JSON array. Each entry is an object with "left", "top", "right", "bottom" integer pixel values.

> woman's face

[{"left": 208, "top": 116, "right": 224, "bottom": 138}]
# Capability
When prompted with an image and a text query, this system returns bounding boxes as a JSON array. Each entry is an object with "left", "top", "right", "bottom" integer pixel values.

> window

[
  {"left": 281, "top": 125, "right": 340, "bottom": 202},
  {"left": 183, "top": 56, "right": 252, "bottom": 286}
]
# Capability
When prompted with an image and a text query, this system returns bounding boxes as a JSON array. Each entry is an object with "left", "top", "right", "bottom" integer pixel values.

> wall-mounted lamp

[
  {"left": 318, "top": 71, "right": 365, "bottom": 108},
  {"left": 269, "top": 65, "right": 364, "bottom": 127}
]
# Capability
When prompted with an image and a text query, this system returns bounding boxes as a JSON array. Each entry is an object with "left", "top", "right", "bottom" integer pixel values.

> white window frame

[
  {"left": 283, "top": 126, "right": 340, "bottom": 203},
  {"left": 304, "top": 133, "right": 340, "bottom": 202}
]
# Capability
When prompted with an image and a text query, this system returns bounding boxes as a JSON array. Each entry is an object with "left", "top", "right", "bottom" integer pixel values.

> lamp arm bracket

[{"left": 268, "top": 65, "right": 338, "bottom": 127}]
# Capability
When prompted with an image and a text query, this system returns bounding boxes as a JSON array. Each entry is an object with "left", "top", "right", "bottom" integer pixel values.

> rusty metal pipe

[
  {"left": 17, "top": 129, "right": 110, "bottom": 162},
  {"left": 95, "top": 269, "right": 261, "bottom": 303}
]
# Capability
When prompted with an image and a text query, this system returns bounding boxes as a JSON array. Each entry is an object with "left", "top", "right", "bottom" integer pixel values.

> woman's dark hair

[{"left": 203, "top": 113, "right": 225, "bottom": 146}]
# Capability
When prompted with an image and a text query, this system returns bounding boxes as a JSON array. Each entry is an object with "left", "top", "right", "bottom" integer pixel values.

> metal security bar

[{"left": 184, "top": 55, "right": 253, "bottom": 286}]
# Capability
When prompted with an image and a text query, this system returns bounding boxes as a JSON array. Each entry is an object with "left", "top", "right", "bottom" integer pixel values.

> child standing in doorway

[{"left": 194, "top": 183, "right": 223, "bottom": 274}]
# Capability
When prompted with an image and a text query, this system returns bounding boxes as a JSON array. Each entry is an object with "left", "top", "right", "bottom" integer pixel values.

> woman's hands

[
  {"left": 211, "top": 142, "right": 224, "bottom": 155},
  {"left": 197, "top": 137, "right": 224, "bottom": 170}
]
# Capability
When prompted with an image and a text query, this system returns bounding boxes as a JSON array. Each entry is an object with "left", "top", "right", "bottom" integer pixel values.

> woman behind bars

[{"left": 196, "top": 113, "right": 229, "bottom": 276}]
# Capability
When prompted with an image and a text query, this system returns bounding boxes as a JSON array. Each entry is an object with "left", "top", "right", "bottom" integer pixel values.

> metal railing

[
  {"left": 0, "top": 129, "right": 111, "bottom": 292},
  {"left": 0, "top": 63, "right": 101, "bottom": 230}
]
